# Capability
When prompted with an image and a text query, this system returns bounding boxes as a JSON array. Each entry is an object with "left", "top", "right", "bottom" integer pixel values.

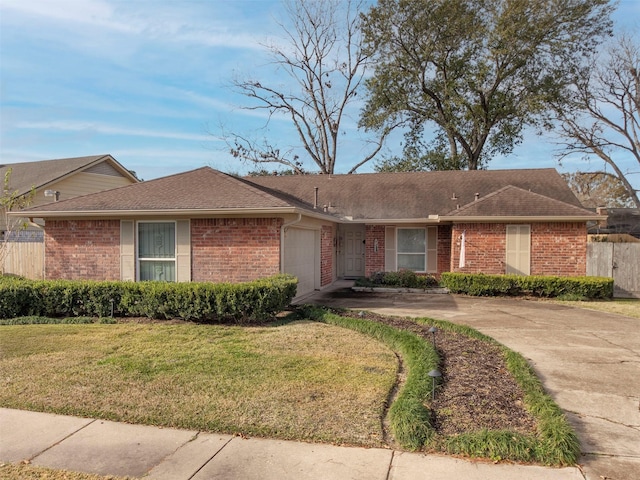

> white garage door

[{"left": 284, "top": 228, "right": 318, "bottom": 297}]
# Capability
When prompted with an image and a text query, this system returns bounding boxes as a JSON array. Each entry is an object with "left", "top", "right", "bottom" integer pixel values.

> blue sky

[{"left": 1, "top": 0, "right": 639, "bottom": 190}]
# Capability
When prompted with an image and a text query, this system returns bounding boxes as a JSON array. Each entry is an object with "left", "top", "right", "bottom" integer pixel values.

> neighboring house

[
  {"left": 1, "top": 155, "right": 139, "bottom": 277},
  {"left": 18, "top": 167, "right": 601, "bottom": 297},
  {"left": 589, "top": 207, "right": 640, "bottom": 239}
]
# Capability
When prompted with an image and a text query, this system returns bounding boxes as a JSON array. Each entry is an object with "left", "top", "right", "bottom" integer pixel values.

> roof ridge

[{"left": 447, "top": 184, "right": 593, "bottom": 216}]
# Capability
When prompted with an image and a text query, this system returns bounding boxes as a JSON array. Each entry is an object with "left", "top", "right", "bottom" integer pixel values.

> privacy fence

[{"left": 587, "top": 242, "right": 640, "bottom": 298}]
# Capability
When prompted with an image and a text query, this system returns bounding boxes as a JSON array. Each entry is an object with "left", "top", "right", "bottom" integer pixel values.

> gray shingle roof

[
  {"left": 248, "top": 168, "right": 586, "bottom": 219},
  {"left": 23, "top": 167, "right": 309, "bottom": 213},
  {"left": 22, "top": 166, "right": 597, "bottom": 221},
  {"left": 443, "top": 185, "right": 596, "bottom": 218},
  {"left": 0, "top": 155, "right": 134, "bottom": 195}
]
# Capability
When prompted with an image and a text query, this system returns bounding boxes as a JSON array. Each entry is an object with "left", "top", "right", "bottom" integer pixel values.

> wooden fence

[
  {"left": 587, "top": 242, "right": 640, "bottom": 298},
  {"left": 0, "top": 231, "right": 44, "bottom": 280}
]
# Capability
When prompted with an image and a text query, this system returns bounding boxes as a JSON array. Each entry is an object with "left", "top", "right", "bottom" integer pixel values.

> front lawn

[
  {"left": 555, "top": 298, "right": 640, "bottom": 319},
  {"left": 0, "top": 320, "right": 396, "bottom": 447}
]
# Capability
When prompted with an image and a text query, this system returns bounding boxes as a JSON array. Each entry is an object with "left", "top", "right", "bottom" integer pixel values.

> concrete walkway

[
  {"left": 1, "top": 407, "right": 581, "bottom": 480},
  {"left": 308, "top": 284, "right": 640, "bottom": 480},
  {"left": 1, "top": 287, "right": 637, "bottom": 479}
]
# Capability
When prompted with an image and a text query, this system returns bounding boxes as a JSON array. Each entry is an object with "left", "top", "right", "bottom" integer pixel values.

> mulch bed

[{"left": 341, "top": 311, "right": 538, "bottom": 437}]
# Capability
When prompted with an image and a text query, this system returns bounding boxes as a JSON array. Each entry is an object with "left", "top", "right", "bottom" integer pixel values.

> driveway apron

[{"left": 307, "top": 288, "right": 640, "bottom": 480}]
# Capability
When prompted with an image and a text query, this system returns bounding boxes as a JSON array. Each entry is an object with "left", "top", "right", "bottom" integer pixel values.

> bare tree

[
  {"left": 227, "top": 0, "right": 389, "bottom": 174},
  {"left": 555, "top": 34, "right": 640, "bottom": 208}
]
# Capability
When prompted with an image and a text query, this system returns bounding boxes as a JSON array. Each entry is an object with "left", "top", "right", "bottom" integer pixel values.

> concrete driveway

[{"left": 306, "top": 286, "right": 640, "bottom": 480}]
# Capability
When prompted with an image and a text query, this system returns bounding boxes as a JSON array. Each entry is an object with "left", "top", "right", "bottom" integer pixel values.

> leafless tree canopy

[
  {"left": 555, "top": 34, "right": 640, "bottom": 208},
  {"left": 227, "top": 0, "right": 388, "bottom": 174}
]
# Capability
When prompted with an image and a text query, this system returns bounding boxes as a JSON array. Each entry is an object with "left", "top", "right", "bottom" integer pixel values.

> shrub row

[
  {"left": 440, "top": 273, "right": 613, "bottom": 299},
  {"left": 356, "top": 270, "right": 439, "bottom": 289},
  {"left": 0, "top": 274, "right": 297, "bottom": 323}
]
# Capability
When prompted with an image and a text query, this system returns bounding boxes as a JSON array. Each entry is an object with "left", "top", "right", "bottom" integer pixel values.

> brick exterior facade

[
  {"left": 365, "top": 225, "right": 385, "bottom": 277},
  {"left": 450, "top": 222, "right": 587, "bottom": 276},
  {"left": 44, "top": 220, "right": 120, "bottom": 280},
  {"left": 531, "top": 222, "right": 587, "bottom": 276},
  {"left": 191, "top": 218, "right": 282, "bottom": 283},
  {"left": 437, "top": 225, "right": 452, "bottom": 276},
  {"left": 320, "top": 225, "right": 334, "bottom": 286}
]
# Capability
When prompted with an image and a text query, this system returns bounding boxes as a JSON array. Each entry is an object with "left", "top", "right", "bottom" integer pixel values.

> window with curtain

[
  {"left": 397, "top": 228, "right": 426, "bottom": 271},
  {"left": 138, "top": 222, "right": 176, "bottom": 281}
]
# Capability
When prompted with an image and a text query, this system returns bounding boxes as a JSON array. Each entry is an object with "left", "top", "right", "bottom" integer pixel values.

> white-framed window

[
  {"left": 397, "top": 227, "right": 427, "bottom": 272},
  {"left": 137, "top": 221, "right": 176, "bottom": 281},
  {"left": 385, "top": 226, "right": 437, "bottom": 273}
]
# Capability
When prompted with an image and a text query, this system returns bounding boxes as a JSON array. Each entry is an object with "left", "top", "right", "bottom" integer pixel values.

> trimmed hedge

[
  {"left": 440, "top": 273, "right": 613, "bottom": 299},
  {"left": 0, "top": 274, "right": 297, "bottom": 323},
  {"left": 355, "top": 270, "right": 439, "bottom": 289}
]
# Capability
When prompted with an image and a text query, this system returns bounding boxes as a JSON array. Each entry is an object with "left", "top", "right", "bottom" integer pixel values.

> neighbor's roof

[
  {"left": 21, "top": 167, "right": 324, "bottom": 218},
  {"left": 441, "top": 185, "right": 599, "bottom": 220},
  {"left": 248, "top": 168, "right": 588, "bottom": 220},
  {"left": 0, "top": 154, "right": 138, "bottom": 195}
]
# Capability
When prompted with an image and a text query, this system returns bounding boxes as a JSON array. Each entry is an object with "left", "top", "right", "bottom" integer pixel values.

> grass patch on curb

[{"left": 0, "top": 463, "right": 133, "bottom": 480}]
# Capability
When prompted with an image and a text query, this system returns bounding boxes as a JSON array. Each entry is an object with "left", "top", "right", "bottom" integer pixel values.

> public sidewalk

[{"left": 0, "top": 407, "right": 582, "bottom": 480}]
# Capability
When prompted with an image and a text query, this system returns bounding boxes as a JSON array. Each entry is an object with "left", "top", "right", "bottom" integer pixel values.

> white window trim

[
  {"left": 136, "top": 220, "right": 177, "bottom": 281},
  {"left": 396, "top": 227, "right": 427, "bottom": 273}
]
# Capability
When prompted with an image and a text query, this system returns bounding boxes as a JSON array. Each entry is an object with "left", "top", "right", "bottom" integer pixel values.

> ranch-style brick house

[{"left": 19, "top": 166, "right": 602, "bottom": 297}]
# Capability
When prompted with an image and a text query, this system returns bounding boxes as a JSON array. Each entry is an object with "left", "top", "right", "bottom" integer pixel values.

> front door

[{"left": 343, "top": 225, "right": 365, "bottom": 278}]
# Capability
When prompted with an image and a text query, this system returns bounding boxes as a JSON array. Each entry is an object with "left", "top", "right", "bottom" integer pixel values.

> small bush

[
  {"left": 357, "top": 270, "right": 439, "bottom": 289},
  {"left": 440, "top": 273, "right": 613, "bottom": 299},
  {"left": 0, "top": 274, "right": 297, "bottom": 323}
]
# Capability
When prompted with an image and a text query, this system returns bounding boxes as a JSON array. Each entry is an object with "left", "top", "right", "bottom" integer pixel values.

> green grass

[
  {"left": 302, "top": 306, "right": 439, "bottom": 450},
  {"left": 0, "top": 463, "right": 133, "bottom": 480},
  {"left": 0, "top": 320, "right": 396, "bottom": 447},
  {"left": 553, "top": 298, "right": 640, "bottom": 319},
  {"left": 0, "top": 311, "right": 580, "bottom": 465}
]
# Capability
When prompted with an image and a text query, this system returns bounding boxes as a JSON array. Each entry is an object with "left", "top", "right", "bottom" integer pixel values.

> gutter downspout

[{"left": 280, "top": 213, "right": 302, "bottom": 273}]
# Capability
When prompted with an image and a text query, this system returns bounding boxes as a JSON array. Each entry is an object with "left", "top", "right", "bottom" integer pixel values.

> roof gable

[
  {"left": 444, "top": 185, "right": 595, "bottom": 218},
  {"left": 0, "top": 155, "right": 138, "bottom": 194}
]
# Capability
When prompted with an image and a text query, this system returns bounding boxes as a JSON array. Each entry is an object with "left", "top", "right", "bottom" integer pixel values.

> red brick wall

[
  {"left": 531, "top": 222, "right": 587, "bottom": 276},
  {"left": 365, "top": 225, "right": 385, "bottom": 276},
  {"left": 437, "top": 225, "right": 452, "bottom": 276},
  {"left": 320, "top": 225, "right": 334, "bottom": 286},
  {"left": 44, "top": 220, "right": 120, "bottom": 280},
  {"left": 191, "top": 218, "right": 282, "bottom": 283},
  {"left": 450, "top": 222, "right": 588, "bottom": 276},
  {"left": 451, "top": 223, "right": 507, "bottom": 274}
]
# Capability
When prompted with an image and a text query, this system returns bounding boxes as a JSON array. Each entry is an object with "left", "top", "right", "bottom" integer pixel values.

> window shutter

[
  {"left": 385, "top": 226, "right": 396, "bottom": 272},
  {"left": 176, "top": 220, "right": 191, "bottom": 282},
  {"left": 426, "top": 226, "right": 437, "bottom": 273},
  {"left": 506, "top": 225, "right": 531, "bottom": 275},
  {"left": 120, "top": 220, "right": 135, "bottom": 281}
]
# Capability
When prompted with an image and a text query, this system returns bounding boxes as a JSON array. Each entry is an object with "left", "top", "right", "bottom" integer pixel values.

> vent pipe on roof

[
  {"left": 474, "top": 192, "right": 480, "bottom": 201},
  {"left": 314, "top": 187, "right": 319, "bottom": 209}
]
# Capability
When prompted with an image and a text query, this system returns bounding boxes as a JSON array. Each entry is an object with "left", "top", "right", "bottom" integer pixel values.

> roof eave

[
  {"left": 439, "top": 215, "right": 605, "bottom": 222},
  {"left": 17, "top": 206, "right": 338, "bottom": 221},
  {"left": 341, "top": 217, "right": 441, "bottom": 224}
]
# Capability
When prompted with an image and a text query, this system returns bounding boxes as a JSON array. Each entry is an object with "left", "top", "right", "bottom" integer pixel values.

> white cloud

[{"left": 16, "top": 120, "right": 216, "bottom": 142}]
